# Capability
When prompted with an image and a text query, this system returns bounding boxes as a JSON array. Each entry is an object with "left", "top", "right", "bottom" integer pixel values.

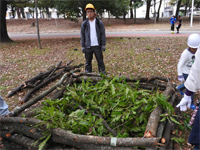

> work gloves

[
  {"left": 176, "top": 94, "right": 191, "bottom": 111},
  {"left": 81, "top": 47, "right": 86, "bottom": 53},
  {"left": 101, "top": 45, "right": 106, "bottom": 51},
  {"left": 178, "top": 75, "right": 185, "bottom": 82}
]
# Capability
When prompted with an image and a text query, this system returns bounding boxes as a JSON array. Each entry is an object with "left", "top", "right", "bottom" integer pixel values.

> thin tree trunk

[
  {"left": 175, "top": 0, "right": 182, "bottom": 17},
  {"left": 130, "top": 0, "right": 133, "bottom": 18},
  {"left": 145, "top": 0, "right": 151, "bottom": 20},
  {"left": 20, "top": 7, "right": 25, "bottom": 18},
  {"left": 156, "top": 0, "right": 162, "bottom": 22},
  {"left": 46, "top": 7, "right": 50, "bottom": 19},
  {"left": 184, "top": 0, "right": 189, "bottom": 16},
  {"left": 11, "top": 6, "right": 15, "bottom": 18},
  {"left": 133, "top": 0, "right": 137, "bottom": 23},
  {"left": 16, "top": 7, "right": 21, "bottom": 18},
  {"left": 35, "top": 0, "right": 42, "bottom": 49}
]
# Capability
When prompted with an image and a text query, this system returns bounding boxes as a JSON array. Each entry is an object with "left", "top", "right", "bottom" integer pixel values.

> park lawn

[{"left": 0, "top": 36, "right": 186, "bottom": 108}]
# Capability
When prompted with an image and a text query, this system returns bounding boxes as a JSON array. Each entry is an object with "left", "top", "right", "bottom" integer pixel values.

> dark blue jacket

[{"left": 81, "top": 17, "right": 106, "bottom": 48}]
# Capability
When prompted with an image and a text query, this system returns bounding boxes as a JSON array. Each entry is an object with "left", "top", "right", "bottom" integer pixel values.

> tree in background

[
  {"left": 0, "top": 0, "right": 12, "bottom": 42},
  {"left": 145, "top": 0, "right": 152, "bottom": 20},
  {"left": 132, "top": 0, "right": 143, "bottom": 23},
  {"left": 54, "top": 0, "right": 130, "bottom": 22},
  {"left": 156, "top": 0, "right": 163, "bottom": 21}
]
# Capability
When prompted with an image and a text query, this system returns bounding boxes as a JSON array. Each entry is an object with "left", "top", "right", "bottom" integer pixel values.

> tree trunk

[
  {"left": 20, "top": 7, "right": 25, "bottom": 18},
  {"left": 46, "top": 7, "right": 50, "bottom": 19},
  {"left": 156, "top": 0, "right": 162, "bottom": 22},
  {"left": 130, "top": 0, "right": 133, "bottom": 18},
  {"left": 145, "top": 0, "right": 151, "bottom": 20},
  {"left": 184, "top": 0, "right": 189, "bottom": 16},
  {"left": 175, "top": 0, "right": 182, "bottom": 17},
  {"left": 16, "top": 7, "right": 21, "bottom": 18},
  {"left": 0, "top": 1, "right": 12, "bottom": 42},
  {"left": 11, "top": 6, "right": 15, "bottom": 18},
  {"left": 133, "top": 0, "right": 137, "bottom": 23}
]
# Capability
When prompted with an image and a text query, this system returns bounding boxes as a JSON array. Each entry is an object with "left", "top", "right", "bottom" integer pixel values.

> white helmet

[{"left": 187, "top": 33, "right": 200, "bottom": 48}]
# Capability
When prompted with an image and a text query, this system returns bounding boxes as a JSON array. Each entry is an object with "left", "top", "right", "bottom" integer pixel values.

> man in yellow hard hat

[{"left": 81, "top": 3, "right": 106, "bottom": 74}]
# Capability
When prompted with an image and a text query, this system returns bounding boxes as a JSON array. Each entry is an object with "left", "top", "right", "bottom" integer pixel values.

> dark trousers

[
  {"left": 171, "top": 24, "right": 175, "bottom": 31},
  {"left": 85, "top": 46, "right": 105, "bottom": 73},
  {"left": 188, "top": 107, "right": 200, "bottom": 148},
  {"left": 176, "top": 24, "right": 181, "bottom": 32}
]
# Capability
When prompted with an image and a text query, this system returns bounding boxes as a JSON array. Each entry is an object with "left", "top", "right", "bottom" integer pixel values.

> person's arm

[
  {"left": 177, "top": 50, "right": 188, "bottom": 80},
  {"left": 81, "top": 22, "right": 86, "bottom": 48},
  {"left": 99, "top": 20, "right": 106, "bottom": 46}
]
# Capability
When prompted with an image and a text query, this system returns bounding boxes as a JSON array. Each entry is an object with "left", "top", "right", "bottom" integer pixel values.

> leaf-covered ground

[
  {"left": 0, "top": 36, "right": 186, "bottom": 108},
  {"left": 0, "top": 36, "right": 196, "bottom": 149}
]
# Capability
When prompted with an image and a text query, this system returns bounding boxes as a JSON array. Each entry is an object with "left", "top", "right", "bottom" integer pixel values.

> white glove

[
  {"left": 176, "top": 94, "right": 191, "bottom": 111},
  {"left": 178, "top": 75, "right": 185, "bottom": 82}
]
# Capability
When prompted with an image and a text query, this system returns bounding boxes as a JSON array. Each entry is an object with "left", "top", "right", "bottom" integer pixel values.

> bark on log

[
  {"left": 144, "top": 82, "right": 175, "bottom": 137},
  {"left": 0, "top": 117, "right": 160, "bottom": 148},
  {"left": 51, "top": 128, "right": 160, "bottom": 147},
  {"left": 9, "top": 70, "right": 81, "bottom": 117},
  {"left": 22, "top": 71, "right": 63, "bottom": 102},
  {"left": 50, "top": 77, "right": 75, "bottom": 100},
  {"left": 44, "top": 61, "right": 62, "bottom": 81},
  {"left": 1, "top": 123, "right": 44, "bottom": 140},
  {"left": 156, "top": 94, "right": 176, "bottom": 138},
  {"left": 7, "top": 68, "right": 56, "bottom": 98},
  {"left": 0, "top": 131, "right": 43, "bottom": 149}
]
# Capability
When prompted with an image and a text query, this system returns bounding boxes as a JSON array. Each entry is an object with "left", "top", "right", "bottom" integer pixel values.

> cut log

[
  {"left": 1, "top": 123, "right": 44, "bottom": 140},
  {"left": 0, "top": 117, "right": 160, "bottom": 148},
  {"left": 22, "top": 71, "right": 63, "bottom": 102},
  {"left": 0, "top": 131, "right": 44, "bottom": 149},
  {"left": 9, "top": 70, "right": 81, "bottom": 117},
  {"left": 144, "top": 82, "right": 175, "bottom": 139}
]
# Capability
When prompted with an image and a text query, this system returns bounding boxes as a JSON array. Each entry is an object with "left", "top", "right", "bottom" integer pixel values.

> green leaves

[{"left": 35, "top": 76, "right": 175, "bottom": 139}]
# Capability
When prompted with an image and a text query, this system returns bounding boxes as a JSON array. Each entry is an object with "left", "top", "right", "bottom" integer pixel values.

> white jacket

[
  {"left": 185, "top": 46, "right": 200, "bottom": 92},
  {"left": 177, "top": 48, "right": 195, "bottom": 76}
]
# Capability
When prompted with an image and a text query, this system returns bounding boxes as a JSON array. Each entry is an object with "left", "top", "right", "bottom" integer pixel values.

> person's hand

[
  {"left": 176, "top": 94, "right": 191, "bottom": 111},
  {"left": 81, "top": 47, "right": 86, "bottom": 53},
  {"left": 178, "top": 75, "right": 185, "bottom": 82},
  {"left": 101, "top": 45, "right": 106, "bottom": 51}
]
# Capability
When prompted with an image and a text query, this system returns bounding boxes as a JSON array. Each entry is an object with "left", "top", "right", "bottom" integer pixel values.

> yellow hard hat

[{"left": 85, "top": 3, "right": 95, "bottom": 11}]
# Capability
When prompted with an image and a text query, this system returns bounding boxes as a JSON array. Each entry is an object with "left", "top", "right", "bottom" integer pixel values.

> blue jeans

[{"left": 176, "top": 74, "right": 194, "bottom": 103}]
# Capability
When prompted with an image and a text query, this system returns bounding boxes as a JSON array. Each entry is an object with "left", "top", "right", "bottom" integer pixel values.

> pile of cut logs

[{"left": 0, "top": 61, "right": 180, "bottom": 150}]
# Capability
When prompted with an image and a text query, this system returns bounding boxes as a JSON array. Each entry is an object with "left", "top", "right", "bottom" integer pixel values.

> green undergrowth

[{"left": 34, "top": 76, "right": 178, "bottom": 138}]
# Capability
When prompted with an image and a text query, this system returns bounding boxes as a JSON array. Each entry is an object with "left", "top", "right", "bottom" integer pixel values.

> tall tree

[
  {"left": 133, "top": 0, "right": 143, "bottom": 23},
  {"left": 130, "top": 0, "right": 133, "bottom": 18},
  {"left": 0, "top": 0, "right": 12, "bottom": 42},
  {"left": 175, "top": 0, "right": 182, "bottom": 17},
  {"left": 145, "top": 0, "right": 152, "bottom": 20},
  {"left": 156, "top": 0, "right": 163, "bottom": 21}
]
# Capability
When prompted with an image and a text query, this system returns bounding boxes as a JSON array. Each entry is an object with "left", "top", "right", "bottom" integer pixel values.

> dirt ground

[{"left": 6, "top": 16, "right": 200, "bottom": 35}]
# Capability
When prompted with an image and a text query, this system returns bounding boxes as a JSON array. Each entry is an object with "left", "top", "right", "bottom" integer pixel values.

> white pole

[{"left": 190, "top": 0, "right": 194, "bottom": 27}]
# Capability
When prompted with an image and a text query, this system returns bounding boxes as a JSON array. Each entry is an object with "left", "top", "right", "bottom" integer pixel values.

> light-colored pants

[{"left": 0, "top": 95, "right": 10, "bottom": 116}]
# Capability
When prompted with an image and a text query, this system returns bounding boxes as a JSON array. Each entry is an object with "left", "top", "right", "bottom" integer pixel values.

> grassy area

[{"left": 0, "top": 37, "right": 187, "bottom": 108}]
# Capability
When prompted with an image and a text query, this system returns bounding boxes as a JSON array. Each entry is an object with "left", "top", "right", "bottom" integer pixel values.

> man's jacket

[{"left": 81, "top": 17, "right": 106, "bottom": 48}]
